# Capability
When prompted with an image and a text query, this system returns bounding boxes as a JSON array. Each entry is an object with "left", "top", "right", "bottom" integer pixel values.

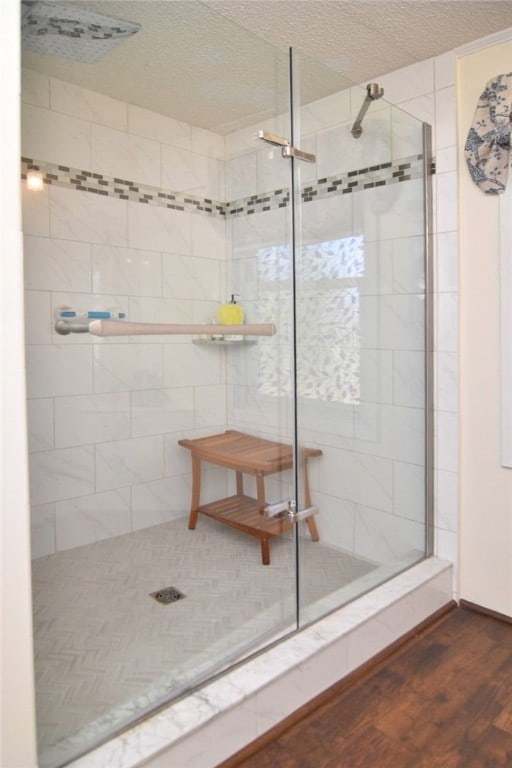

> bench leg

[
  {"left": 302, "top": 453, "right": 319, "bottom": 542},
  {"left": 256, "top": 472, "right": 266, "bottom": 513},
  {"left": 306, "top": 515, "right": 319, "bottom": 542},
  {"left": 260, "top": 537, "right": 270, "bottom": 565},
  {"left": 236, "top": 471, "right": 244, "bottom": 496},
  {"left": 188, "top": 455, "right": 201, "bottom": 529}
]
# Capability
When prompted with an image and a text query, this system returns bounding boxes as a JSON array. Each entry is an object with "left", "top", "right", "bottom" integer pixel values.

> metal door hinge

[{"left": 258, "top": 130, "right": 316, "bottom": 164}]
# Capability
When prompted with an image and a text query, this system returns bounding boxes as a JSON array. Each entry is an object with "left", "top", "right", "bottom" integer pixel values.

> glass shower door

[
  {"left": 290, "top": 50, "right": 432, "bottom": 626},
  {"left": 25, "top": 7, "right": 302, "bottom": 766}
]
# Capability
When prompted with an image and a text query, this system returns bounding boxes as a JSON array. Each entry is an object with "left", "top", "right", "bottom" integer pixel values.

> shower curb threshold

[{"left": 68, "top": 556, "right": 453, "bottom": 768}]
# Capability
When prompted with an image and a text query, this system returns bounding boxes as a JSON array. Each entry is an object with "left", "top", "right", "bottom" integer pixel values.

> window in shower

[{"left": 256, "top": 235, "right": 364, "bottom": 404}]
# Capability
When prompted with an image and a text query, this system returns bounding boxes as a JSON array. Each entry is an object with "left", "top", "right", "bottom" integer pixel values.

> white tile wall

[
  {"left": 29, "top": 446, "right": 95, "bottom": 506},
  {"left": 54, "top": 393, "right": 131, "bottom": 448},
  {"left": 50, "top": 78, "right": 127, "bottom": 131},
  {"left": 22, "top": 103, "right": 91, "bottom": 170},
  {"left": 55, "top": 488, "right": 132, "bottom": 549},
  {"left": 92, "top": 124, "right": 161, "bottom": 188},
  {"left": 30, "top": 503, "right": 55, "bottom": 559},
  {"left": 127, "top": 202, "right": 191, "bottom": 254},
  {"left": 21, "top": 184, "right": 50, "bottom": 237},
  {"left": 161, "top": 144, "right": 222, "bottom": 199},
  {"left": 131, "top": 389, "right": 194, "bottom": 436},
  {"left": 95, "top": 435, "right": 164, "bottom": 492},
  {"left": 93, "top": 344, "right": 163, "bottom": 393},
  {"left": 24, "top": 52, "right": 459, "bottom": 579},
  {"left": 92, "top": 245, "right": 162, "bottom": 297},
  {"left": 24, "top": 235, "right": 91, "bottom": 293},
  {"left": 26, "top": 345, "right": 93, "bottom": 398},
  {"left": 128, "top": 105, "right": 191, "bottom": 150},
  {"left": 162, "top": 254, "right": 219, "bottom": 301},
  {"left": 131, "top": 476, "right": 191, "bottom": 529},
  {"left": 23, "top": 76, "right": 227, "bottom": 556},
  {"left": 22, "top": 68, "right": 50, "bottom": 109},
  {"left": 50, "top": 186, "right": 128, "bottom": 246},
  {"left": 26, "top": 398, "right": 54, "bottom": 453},
  {"left": 24, "top": 290, "right": 53, "bottom": 345}
]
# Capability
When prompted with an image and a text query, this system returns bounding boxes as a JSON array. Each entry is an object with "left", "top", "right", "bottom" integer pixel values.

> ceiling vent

[{"left": 21, "top": 1, "right": 141, "bottom": 63}]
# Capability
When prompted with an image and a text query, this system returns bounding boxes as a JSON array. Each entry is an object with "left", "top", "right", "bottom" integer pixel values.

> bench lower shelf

[{"left": 192, "top": 494, "right": 296, "bottom": 565}]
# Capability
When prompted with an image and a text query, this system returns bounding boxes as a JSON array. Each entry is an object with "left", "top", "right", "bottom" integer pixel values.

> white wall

[
  {"left": 458, "top": 37, "right": 512, "bottom": 616},
  {"left": 0, "top": 1, "right": 38, "bottom": 766}
]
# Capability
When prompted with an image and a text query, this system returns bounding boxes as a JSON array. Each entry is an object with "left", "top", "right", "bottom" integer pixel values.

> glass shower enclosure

[{"left": 21, "top": 4, "right": 432, "bottom": 766}]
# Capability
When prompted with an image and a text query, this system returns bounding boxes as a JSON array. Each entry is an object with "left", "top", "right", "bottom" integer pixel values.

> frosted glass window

[{"left": 257, "top": 235, "right": 364, "bottom": 403}]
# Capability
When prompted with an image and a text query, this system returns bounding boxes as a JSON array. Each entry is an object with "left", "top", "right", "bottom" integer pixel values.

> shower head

[
  {"left": 21, "top": 1, "right": 141, "bottom": 64},
  {"left": 351, "top": 82, "right": 385, "bottom": 139}
]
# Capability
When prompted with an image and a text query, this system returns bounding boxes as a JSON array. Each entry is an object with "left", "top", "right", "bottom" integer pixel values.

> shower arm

[
  {"left": 351, "top": 83, "right": 384, "bottom": 138},
  {"left": 55, "top": 318, "right": 276, "bottom": 337}
]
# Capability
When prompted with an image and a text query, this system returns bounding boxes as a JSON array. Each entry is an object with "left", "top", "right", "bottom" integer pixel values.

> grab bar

[{"left": 56, "top": 317, "right": 276, "bottom": 337}]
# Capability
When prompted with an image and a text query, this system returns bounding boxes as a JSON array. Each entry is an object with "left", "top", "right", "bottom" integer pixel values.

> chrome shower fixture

[
  {"left": 21, "top": 1, "right": 141, "bottom": 64},
  {"left": 351, "top": 83, "right": 384, "bottom": 138}
]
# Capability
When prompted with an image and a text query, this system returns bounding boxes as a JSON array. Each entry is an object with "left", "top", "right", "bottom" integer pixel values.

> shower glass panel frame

[{"left": 22, "top": 7, "right": 433, "bottom": 765}]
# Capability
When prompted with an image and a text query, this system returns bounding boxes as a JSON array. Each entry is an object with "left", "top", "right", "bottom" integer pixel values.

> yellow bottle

[{"left": 216, "top": 294, "right": 244, "bottom": 325}]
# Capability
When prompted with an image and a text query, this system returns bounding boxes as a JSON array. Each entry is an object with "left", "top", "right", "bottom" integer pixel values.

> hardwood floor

[{"left": 220, "top": 606, "right": 512, "bottom": 768}]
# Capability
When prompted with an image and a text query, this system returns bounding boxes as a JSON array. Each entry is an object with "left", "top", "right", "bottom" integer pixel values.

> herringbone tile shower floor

[{"left": 32, "top": 516, "right": 376, "bottom": 766}]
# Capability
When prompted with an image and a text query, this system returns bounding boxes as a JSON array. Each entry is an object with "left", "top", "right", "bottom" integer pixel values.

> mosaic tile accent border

[
  {"left": 21, "top": 155, "right": 435, "bottom": 220},
  {"left": 21, "top": 158, "right": 226, "bottom": 217},
  {"left": 226, "top": 155, "right": 434, "bottom": 217}
]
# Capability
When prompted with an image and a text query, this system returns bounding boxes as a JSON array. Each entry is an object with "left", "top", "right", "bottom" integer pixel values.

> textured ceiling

[{"left": 21, "top": 0, "right": 512, "bottom": 133}]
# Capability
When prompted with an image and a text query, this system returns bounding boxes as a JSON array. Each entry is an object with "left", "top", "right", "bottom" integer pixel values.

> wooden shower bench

[{"left": 178, "top": 430, "right": 322, "bottom": 565}]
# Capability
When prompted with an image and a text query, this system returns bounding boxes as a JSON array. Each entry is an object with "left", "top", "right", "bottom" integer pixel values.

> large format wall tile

[
  {"left": 128, "top": 202, "right": 191, "bottom": 254},
  {"left": 131, "top": 476, "right": 190, "bottom": 529},
  {"left": 162, "top": 254, "right": 219, "bottom": 302},
  {"left": 50, "top": 186, "right": 128, "bottom": 246},
  {"left": 26, "top": 345, "right": 93, "bottom": 398},
  {"left": 22, "top": 184, "right": 50, "bottom": 237},
  {"left": 30, "top": 503, "right": 55, "bottom": 558},
  {"left": 163, "top": 344, "right": 222, "bottom": 388},
  {"left": 354, "top": 504, "right": 425, "bottom": 563},
  {"left": 131, "top": 388, "right": 194, "bottom": 437},
  {"left": 92, "top": 124, "right": 161, "bottom": 188},
  {"left": 54, "top": 393, "right": 131, "bottom": 448},
  {"left": 50, "top": 78, "right": 127, "bottom": 131},
  {"left": 161, "top": 144, "right": 222, "bottom": 200},
  {"left": 317, "top": 446, "right": 393, "bottom": 513},
  {"left": 24, "top": 235, "right": 91, "bottom": 292},
  {"left": 26, "top": 398, "right": 54, "bottom": 453},
  {"left": 95, "top": 436, "right": 164, "bottom": 492},
  {"left": 92, "top": 245, "right": 162, "bottom": 298},
  {"left": 22, "top": 103, "right": 91, "bottom": 170},
  {"left": 55, "top": 488, "right": 132, "bottom": 550},
  {"left": 93, "top": 344, "right": 163, "bottom": 393},
  {"left": 29, "top": 446, "right": 95, "bottom": 506},
  {"left": 22, "top": 67, "right": 50, "bottom": 109},
  {"left": 24, "top": 290, "right": 53, "bottom": 346},
  {"left": 128, "top": 104, "right": 192, "bottom": 150}
]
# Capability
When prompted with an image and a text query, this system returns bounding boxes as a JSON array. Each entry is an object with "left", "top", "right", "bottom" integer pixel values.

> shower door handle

[
  {"left": 263, "top": 499, "right": 318, "bottom": 521},
  {"left": 288, "top": 505, "right": 319, "bottom": 522}
]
